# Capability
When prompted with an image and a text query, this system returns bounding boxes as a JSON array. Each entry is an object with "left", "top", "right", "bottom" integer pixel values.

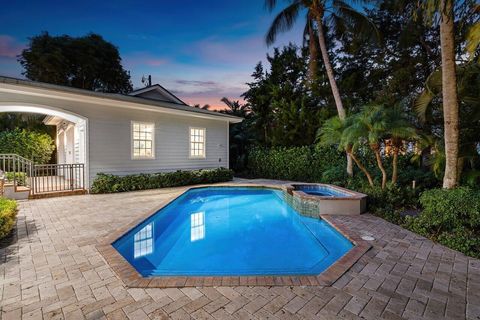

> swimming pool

[
  {"left": 293, "top": 184, "right": 351, "bottom": 197},
  {"left": 113, "top": 187, "right": 353, "bottom": 277}
]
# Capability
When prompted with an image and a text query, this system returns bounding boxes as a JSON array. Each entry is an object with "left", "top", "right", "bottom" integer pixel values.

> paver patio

[{"left": 1, "top": 179, "right": 479, "bottom": 320}]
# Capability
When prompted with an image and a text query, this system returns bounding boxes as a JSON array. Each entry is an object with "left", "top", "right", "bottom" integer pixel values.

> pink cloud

[{"left": 0, "top": 35, "right": 25, "bottom": 59}]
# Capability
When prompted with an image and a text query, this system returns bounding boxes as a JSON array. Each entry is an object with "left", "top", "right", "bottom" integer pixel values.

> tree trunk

[
  {"left": 440, "top": 0, "right": 459, "bottom": 189},
  {"left": 307, "top": 19, "right": 318, "bottom": 85},
  {"left": 347, "top": 154, "right": 353, "bottom": 177},
  {"left": 348, "top": 151, "right": 374, "bottom": 187},
  {"left": 372, "top": 146, "right": 387, "bottom": 189},
  {"left": 315, "top": 15, "right": 351, "bottom": 176},
  {"left": 315, "top": 17, "right": 346, "bottom": 119},
  {"left": 392, "top": 148, "right": 399, "bottom": 184}
]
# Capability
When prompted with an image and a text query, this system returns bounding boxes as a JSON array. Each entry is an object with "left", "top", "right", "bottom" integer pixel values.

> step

[{"left": 3, "top": 183, "right": 30, "bottom": 200}]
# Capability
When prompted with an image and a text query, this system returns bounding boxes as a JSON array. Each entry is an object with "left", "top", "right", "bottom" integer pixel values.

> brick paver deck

[{"left": 1, "top": 180, "right": 479, "bottom": 319}]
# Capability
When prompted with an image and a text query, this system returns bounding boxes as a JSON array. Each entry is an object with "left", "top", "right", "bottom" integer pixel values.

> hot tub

[{"left": 286, "top": 184, "right": 367, "bottom": 216}]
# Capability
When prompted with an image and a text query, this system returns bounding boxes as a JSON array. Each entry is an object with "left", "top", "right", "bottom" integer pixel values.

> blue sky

[{"left": 0, "top": 0, "right": 304, "bottom": 108}]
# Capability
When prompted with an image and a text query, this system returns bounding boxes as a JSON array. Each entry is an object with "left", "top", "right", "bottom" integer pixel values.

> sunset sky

[{"left": 0, "top": 0, "right": 304, "bottom": 109}]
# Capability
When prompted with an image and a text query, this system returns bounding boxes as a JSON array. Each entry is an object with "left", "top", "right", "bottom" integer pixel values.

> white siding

[
  {"left": 88, "top": 108, "right": 229, "bottom": 182},
  {"left": 0, "top": 92, "right": 231, "bottom": 188}
]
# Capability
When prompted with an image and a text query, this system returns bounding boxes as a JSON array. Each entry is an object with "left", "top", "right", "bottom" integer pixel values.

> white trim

[
  {"left": 226, "top": 122, "right": 230, "bottom": 169},
  {"left": 129, "top": 85, "right": 185, "bottom": 105},
  {"left": 0, "top": 82, "right": 242, "bottom": 123},
  {"left": 189, "top": 127, "right": 206, "bottom": 159},
  {"left": 131, "top": 121, "right": 156, "bottom": 160},
  {"left": 0, "top": 102, "right": 90, "bottom": 188}
]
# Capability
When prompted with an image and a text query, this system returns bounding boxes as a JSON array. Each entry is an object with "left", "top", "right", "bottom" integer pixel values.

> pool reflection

[
  {"left": 134, "top": 223, "right": 154, "bottom": 258},
  {"left": 190, "top": 211, "right": 205, "bottom": 242}
]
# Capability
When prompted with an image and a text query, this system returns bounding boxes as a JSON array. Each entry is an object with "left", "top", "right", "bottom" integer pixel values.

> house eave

[{"left": 0, "top": 76, "right": 243, "bottom": 123}]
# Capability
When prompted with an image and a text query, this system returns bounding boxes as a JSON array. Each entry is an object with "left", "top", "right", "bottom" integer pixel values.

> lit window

[
  {"left": 132, "top": 122, "right": 154, "bottom": 159},
  {"left": 189, "top": 127, "right": 206, "bottom": 158},
  {"left": 191, "top": 212, "right": 205, "bottom": 241},
  {"left": 134, "top": 223, "right": 153, "bottom": 258}
]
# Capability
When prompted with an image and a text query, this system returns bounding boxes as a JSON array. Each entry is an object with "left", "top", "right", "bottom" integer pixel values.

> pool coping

[{"left": 96, "top": 183, "right": 371, "bottom": 288}]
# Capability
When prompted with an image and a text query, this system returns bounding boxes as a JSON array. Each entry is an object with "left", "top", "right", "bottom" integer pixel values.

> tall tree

[
  {"left": 438, "top": 0, "right": 460, "bottom": 188},
  {"left": 19, "top": 32, "right": 132, "bottom": 94},
  {"left": 265, "top": 0, "right": 377, "bottom": 176}
]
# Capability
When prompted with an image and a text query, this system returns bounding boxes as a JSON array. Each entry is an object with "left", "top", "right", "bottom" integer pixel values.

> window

[
  {"left": 132, "top": 122, "right": 154, "bottom": 159},
  {"left": 134, "top": 223, "right": 154, "bottom": 258},
  {"left": 190, "top": 212, "right": 205, "bottom": 242},
  {"left": 189, "top": 127, "right": 206, "bottom": 158}
]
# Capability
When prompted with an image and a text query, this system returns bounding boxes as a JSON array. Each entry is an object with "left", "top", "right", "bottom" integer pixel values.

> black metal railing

[
  {"left": 0, "top": 153, "right": 85, "bottom": 195},
  {"left": 32, "top": 163, "right": 85, "bottom": 194},
  {"left": 0, "top": 154, "right": 33, "bottom": 191}
]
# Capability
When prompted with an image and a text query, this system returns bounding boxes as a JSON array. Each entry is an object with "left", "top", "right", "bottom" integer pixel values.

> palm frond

[
  {"left": 414, "top": 90, "right": 434, "bottom": 122},
  {"left": 466, "top": 21, "right": 480, "bottom": 60},
  {"left": 265, "top": 0, "right": 278, "bottom": 12},
  {"left": 331, "top": 0, "right": 381, "bottom": 43},
  {"left": 266, "top": 1, "right": 302, "bottom": 45}
]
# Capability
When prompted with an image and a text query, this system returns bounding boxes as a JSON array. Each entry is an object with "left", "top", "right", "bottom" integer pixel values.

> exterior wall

[
  {"left": 0, "top": 91, "right": 230, "bottom": 188},
  {"left": 87, "top": 107, "right": 229, "bottom": 183}
]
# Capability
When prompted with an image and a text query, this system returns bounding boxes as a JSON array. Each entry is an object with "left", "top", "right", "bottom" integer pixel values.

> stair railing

[{"left": 0, "top": 154, "right": 33, "bottom": 193}]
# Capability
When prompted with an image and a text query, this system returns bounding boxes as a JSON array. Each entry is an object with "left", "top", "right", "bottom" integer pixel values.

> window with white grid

[
  {"left": 132, "top": 122, "right": 154, "bottom": 159},
  {"left": 189, "top": 127, "right": 206, "bottom": 158},
  {"left": 134, "top": 223, "right": 153, "bottom": 258},
  {"left": 190, "top": 212, "right": 205, "bottom": 241}
]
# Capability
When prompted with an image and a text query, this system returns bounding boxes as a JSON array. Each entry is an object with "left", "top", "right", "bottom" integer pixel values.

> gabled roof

[
  {"left": 128, "top": 84, "right": 187, "bottom": 105},
  {"left": 0, "top": 76, "right": 242, "bottom": 123}
]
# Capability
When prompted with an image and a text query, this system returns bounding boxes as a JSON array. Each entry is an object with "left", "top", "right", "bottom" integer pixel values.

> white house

[{"left": 0, "top": 76, "right": 242, "bottom": 196}]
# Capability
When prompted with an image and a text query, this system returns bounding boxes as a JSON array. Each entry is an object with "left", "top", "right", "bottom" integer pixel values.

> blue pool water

[
  {"left": 295, "top": 185, "right": 351, "bottom": 197},
  {"left": 113, "top": 187, "right": 353, "bottom": 276}
]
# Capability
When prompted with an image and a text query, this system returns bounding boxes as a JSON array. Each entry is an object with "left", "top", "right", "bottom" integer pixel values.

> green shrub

[
  {"left": 91, "top": 168, "right": 234, "bottom": 194},
  {"left": 5, "top": 172, "right": 27, "bottom": 186},
  {"left": 404, "top": 187, "right": 480, "bottom": 257},
  {"left": 247, "top": 145, "right": 344, "bottom": 182},
  {"left": 0, "top": 197, "right": 18, "bottom": 239},
  {"left": 0, "top": 129, "right": 55, "bottom": 164},
  {"left": 361, "top": 184, "right": 419, "bottom": 213}
]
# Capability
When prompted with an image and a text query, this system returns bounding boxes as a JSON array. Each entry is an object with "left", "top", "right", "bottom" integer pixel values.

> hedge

[
  {"left": 247, "top": 145, "right": 346, "bottom": 183},
  {"left": 91, "top": 168, "right": 234, "bottom": 194},
  {"left": 0, "top": 197, "right": 18, "bottom": 239}
]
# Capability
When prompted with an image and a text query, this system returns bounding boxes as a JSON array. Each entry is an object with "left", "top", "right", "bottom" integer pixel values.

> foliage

[
  {"left": 19, "top": 32, "right": 132, "bottom": 94},
  {"left": 318, "top": 105, "right": 418, "bottom": 188},
  {"left": 0, "top": 113, "right": 55, "bottom": 135},
  {"left": 404, "top": 187, "right": 480, "bottom": 257},
  {"left": 242, "top": 45, "right": 332, "bottom": 147},
  {"left": 247, "top": 145, "right": 344, "bottom": 182},
  {"left": 0, "top": 198, "right": 18, "bottom": 239},
  {"left": 415, "top": 62, "right": 480, "bottom": 181},
  {"left": 0, "top": 129, "right": 55, "bottom": 164},
  {"left": 5, "top": 172, "right": 27, "bottom": 186},
  {"left": 91, "top": 168, "right": 234, "bottom": 194}
]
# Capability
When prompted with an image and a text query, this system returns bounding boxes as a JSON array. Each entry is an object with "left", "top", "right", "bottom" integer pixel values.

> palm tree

[
  {"left": 265, "top": 0, "right": 378, "bottom": 176},
  {"left": 416, "top": 62, "right": 480, "bottom": 182},
  {"left": 220, "top": 97, "right": 251, "bottom": 118},
  {"left": 303, "top": 13, "right": 319, "bottom": 85},
  {"left": 384, "top": 106, "right": 417, "bottom": 184},
  {"left": 438, "top": 0, "right": 460, "bottom": 188},
  {"left": 318, "top": 116, "right": 374, "bottom": 186},
  {"left": 413, "top": 0, "right": 473, "bottom": 188},
  {"left": 343, "top": 105, "right": 388, "bottom": 189}
]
